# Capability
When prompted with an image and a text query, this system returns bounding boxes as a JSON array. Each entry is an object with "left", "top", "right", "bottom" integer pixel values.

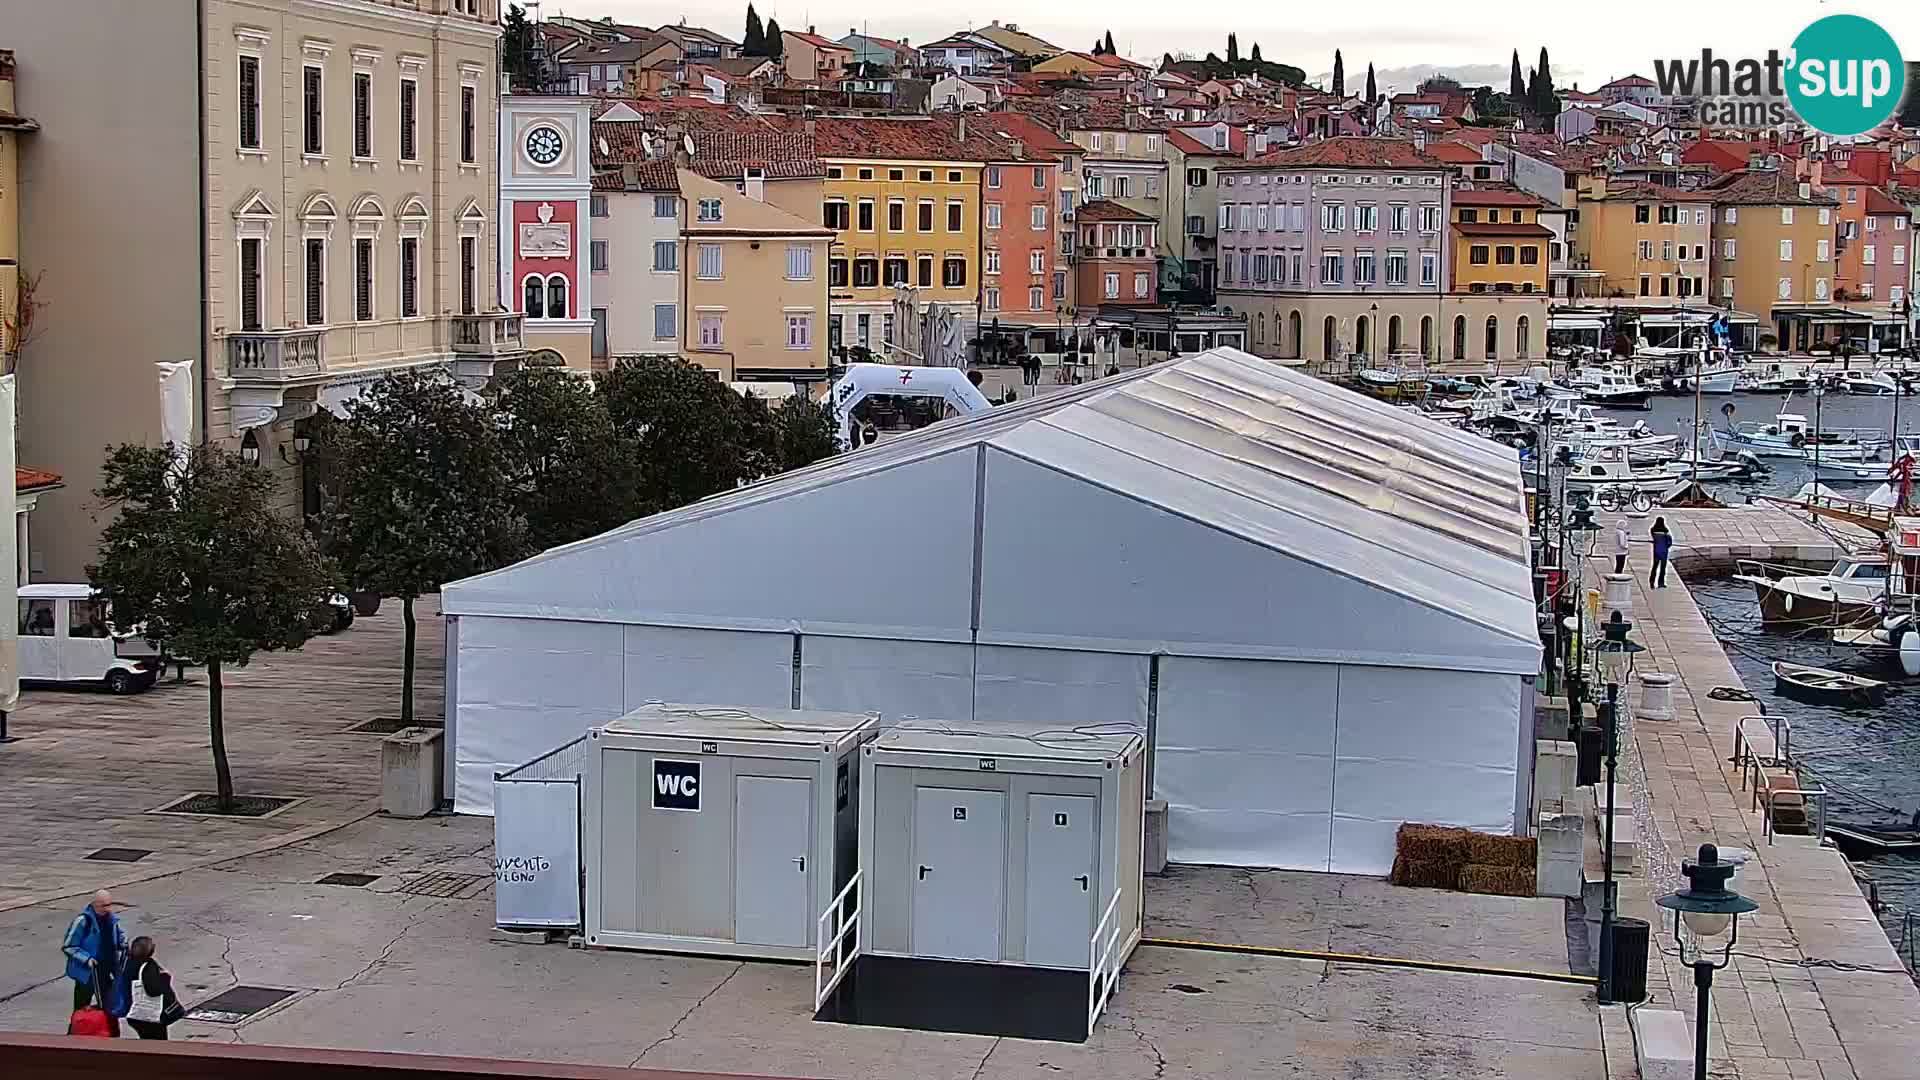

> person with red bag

[{"left": 61, "top": 890, "right": 125, "bottom": 1037}]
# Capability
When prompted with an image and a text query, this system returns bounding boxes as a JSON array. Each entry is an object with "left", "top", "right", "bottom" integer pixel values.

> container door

[
  {"left": 733, "top": 775, "right": 812, "bottom": 948},
  {"left": 1023, "top": 793, "right": 1097, "bottom": 968},
  {"left": 910, "top": 786, "right": 1005, "bottom": 961}
]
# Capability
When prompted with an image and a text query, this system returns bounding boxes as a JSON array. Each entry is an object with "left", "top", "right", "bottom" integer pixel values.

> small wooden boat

[
  {"left": 1771, "top": 661, "right": 1888, "bottom": 708},
  {"left": 1825, "top": 821, "right": 1920, "bottom": 858}
]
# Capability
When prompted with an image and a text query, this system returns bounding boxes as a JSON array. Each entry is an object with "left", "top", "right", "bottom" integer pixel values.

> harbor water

[{"left": 1596, "top": 392, "right": 1920, "bottom": 971}]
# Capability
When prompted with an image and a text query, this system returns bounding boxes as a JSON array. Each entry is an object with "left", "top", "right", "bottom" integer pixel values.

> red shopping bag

[{"left": 67, "top": 1005, "right": 113, "bottom": 1037}]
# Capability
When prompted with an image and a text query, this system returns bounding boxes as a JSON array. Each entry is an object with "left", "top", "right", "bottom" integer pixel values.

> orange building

[
  {"left": 1074, "top": 199, "right": 1158, "bottom": 307},
  {"left": 982, "top": 146, "right": 1061, "bottom": 321},
  {"left": 1822, "top": 167, "right": 1912, "bottom": 306}
]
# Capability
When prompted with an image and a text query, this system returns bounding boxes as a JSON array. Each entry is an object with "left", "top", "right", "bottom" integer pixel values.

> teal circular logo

[{"left": 1786, "top": 15, "right": 1905, "bottom": 137}]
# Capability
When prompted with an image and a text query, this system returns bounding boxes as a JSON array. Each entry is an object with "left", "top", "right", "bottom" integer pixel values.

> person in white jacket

[{"left": 1612, "top": 523, "right": 1631, "bottom": 575}]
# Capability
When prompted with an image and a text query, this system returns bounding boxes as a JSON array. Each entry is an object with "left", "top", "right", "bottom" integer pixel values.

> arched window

[
  {"left": 546, "top": 274, "right": 568, "bottom": 319},
  {"left": 1420, "top": 315, "right": 1434, "bottom": 359},
  {"left": 1387, "top": 314, "right": 1402, "bottom": 354},
  {"left": 1452, "top": 314, "right": 1467, "bottom": 360},
  {"left": 1516, "top": 315, "right": 1531, "bottom": 359},
  {"left": 1288, "top": 310, "right": 1302, "bottom": 359},
  {"left": 523, "top": 275, "right": 545, "bottom": 319},
  {"left": 1484, "top": 315, "right": 1499, "bottom": 360},
  {"left": 1323, "top": 315, "right": 1337, "bottom": 363},
  {"left": 1255, "top": 311, "right": 1266, "bottom": 345},
  {"left": 1355, "top": 314, "right": 1371, "bottom": 359}
]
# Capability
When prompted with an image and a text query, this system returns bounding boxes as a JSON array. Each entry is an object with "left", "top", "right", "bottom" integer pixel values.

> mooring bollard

[
  {"left": 1603, "top": 573, "right": 1633, "bottom": 620},
  {"left": 1638, "top": 671, "right": 1675, "bottom": 721}
]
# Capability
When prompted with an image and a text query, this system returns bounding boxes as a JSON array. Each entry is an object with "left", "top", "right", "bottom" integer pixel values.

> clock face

[{"left": 525, "top": 125, "right": 564, "bottom": 166}]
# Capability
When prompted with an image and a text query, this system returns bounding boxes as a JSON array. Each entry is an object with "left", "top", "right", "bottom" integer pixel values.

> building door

[
  {"left": 910, "top": 787, "right": 1006, "bottom": 961},
  {"left": 733, "top": 775, "right": 813, "bottom": 948},
  {"left": 590, "top": 307, "right": 608, "bottom": 360},
  {"left": 1023, "top": 793, "right": 1097, "bottom": 967}
]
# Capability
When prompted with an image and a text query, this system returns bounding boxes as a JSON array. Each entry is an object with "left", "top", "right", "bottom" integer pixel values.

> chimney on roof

[
  {"left": 1799, "top": 181, "right": 1812, "bottom": 200},
  {"left": 1244, "top": 126, "right": 1256, "bottom": 160},
  {"left": 808, "top": 25, "right": 815, "bottom": 35},
  {"left": 958, "top": 112, "right": 967, "bottom": 141},
  {"left": 991, "top": 19, "right": 1000, "bottom": 27},
  {"left": 1011, "top": 139, "right": 1025, "bottom": 158}
]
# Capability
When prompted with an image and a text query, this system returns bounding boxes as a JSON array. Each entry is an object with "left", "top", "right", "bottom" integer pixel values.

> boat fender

[
  {"left": 1783, "top": 593, "right": 1794, "bottom": 613},
  {"left": 1893, "top": 621, "right": 1920, "bottom": 679},
  {"left": 1790, "top": 432, "right": 1805, "bottom": 448}
]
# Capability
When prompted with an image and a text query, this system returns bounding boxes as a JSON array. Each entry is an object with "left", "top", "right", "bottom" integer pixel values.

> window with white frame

[
  {"left": 1722, "top": 239, "right": 1736, "bottom": 258},
  {"left": 1133, "top": 271, "right": 1148, "bottom": 296},
  {"left": 1780, "top": 207, "right": 1793, "bottom": 225},
  {"left": 1029, "top": 285, "right": 1044, "bottom": 310},
  {"left": 590, "top": 239, "right": 609, "bottom": 272},
  {"left": 237, "top": 53, "right": 262, "bottom": 151},
  {"left": 1419, "top": 204, "right": 1441, "bottom": 232},
  {"left": 590, "top": 195, "right": 608, "bottom": 217},
  {"left": 546, "top": 274, "right": 566, "bottom": 318},
  {"left": 697, "top": 313, "right": 723, "bottom": 347},
  {"left": 1868, "top": 215, "right": 1880, "bottom": 232},
  {"left": 1893, "top": 285, "right": 1906, "bottom": 303},
  {"left": 1354, "top": 250, "right": 1376, "bottom": 284},
  {"left": 460, "top": 84, "right": 477, "bottom": 164},
  {"left": 460, "top": 235, "right": 476, "bottom": 315},
  {"left": 1034, "top": 166, "right": 1047, "bottom": 188},
  {"left": 1694, "top": 208, "right": 1707, "bottom": 224},
  {"left": 1321, "top": 251, "right": 1344, "bottom": 284},
  {"left": 399, "top": 236, "right": 419, "bottom": 317},
  {"left": 984, "top": 286, "right": 1000, "bottom": 311},
  {"left": 1719, "top": 277, "right": 1733, "bottom": 297},
  {"left": 986, "top": 166, "right": 1001, "bottom": 189},
  {"left": 1895, "top": 244, "right": 1907, "bottom": 264},
  {"left": 399, "top": 77, "right": 418, "bottom": 161},
  {"left": 1777, "top": 276, "right": 1792, "bottom": 299},
  {"left": 1640, "top": 240, "right": 1654, "bottom": 260},
  {"left": 1031, "top": 205, "right": 1046, "bottom": 231},
  {"left": 697, "top": 243, "right": 722, "bottom": 279},
  {"left": 1357, "top": 205, "right": 1377, "bottom": 232},
  {"left": 1815, "top": 277, "right": 1829, "bottom": 300},
  {"left": 352, "top": 71, "right": 373, "bottom": 158},
  {"left": 1779, "top": 239, "right": 1793, "bottom": 260},
  {"left": 652, "top": 240, "right": 678, "bottom": 272},
  {"left": 1256, "top": 204, "right": 1269, "bottom": 231},
  {"left": 1321, "top": 203, "right": 1344, "bottom": 231},
  {"left": 1420, "top": 250, "right": 1437, "bottom": 286},
  {"left": 302, "top": 64, "right": 324, "bottom": 155},
  {"left": 1386, "top": 250, "right": 1407, "bottom": 285},
  {"left": 697, "top": 198, "right": 723, "bottom": 222},
  {"left": 786, "top": 244, "right": 813, "bottom": 280},
  {"left": 304, "top": 237, "right": 326, "bottom": 324},
  {"left": 354, "top": 238, "right": 375, "bottom": 320},
  {"left": 1253, "top": 253, "right": 1268, "bottom": 283},
  {"left": 238, "top": 237, "right": 264, "bottom": 331},
  {"left": 1104, "top": 272, "right": 1119, "bottom": 298},
  {"left": 1389, "top": 204, "right": 1408, "bottom": 232},
  {"left": 653, "top": 303, "right": 676, "bottom": 340},
  {"left": 1114, "top": 175, "right": 1131, "bottom": 198},
  {"left": 1146, "top": 176, "right": 1159, "bottom": 198},
  {"left": 786, "top": 312, "right": 812, "bottom": 348},
  {"left": 985, "top": 202, "right": 1002, "bottom": 229},
  {"left": 889, "top": 199, "right": 906, "bottom": 231},
  {"left": 1724, "top": 207, "right": 1738, "bottom": 224},
  {"left": 1028, "top": 250, "right": 1044, "bottom": 273},
  {"left": 984, "top": 248, "right": 1001, "bottom": 273}
]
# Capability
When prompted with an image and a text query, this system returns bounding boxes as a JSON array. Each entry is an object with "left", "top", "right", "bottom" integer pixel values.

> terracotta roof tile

[
  {"left": 1073, "top": 198, "right": 1155, "bottom": 222},
  {"left": 1239, "top": 137, "right": 1442, "bottom": 170},
  {"left": 1451, "top": 186, "right": 1548, "bottom": 207},
  {"left": 784, "top": 30, "right": 852, "bottom": 52},
  {"left": 1424, "top": 141, "right": 1484, "bottom": 164},
  {"left": 1165, "top": 128, "right": 1243, "bottom": 156},
  {"left": 981, "top": 111, "right": 1077, "bottom": 159},
  {"left": 1592, "top": 179, "right": 1714, "bottom": 202},
  {"left": 16, "top": 466, "right": 62, "bottom": 492},
  {"left": 1863, "top": 186, "right": 1910, "bottom": 216},
  {"left": 786, "top": 114, "right": 1019, "bottom": 162},
  {"left": 690, "top": 131, "right": 824, "bottom": 179},
  {"left": 1704, "top": 168, "right": 1838, "bottom": 206},
  {"left": 1451, "top": 221, "right": 1556, "bottom": 238}
]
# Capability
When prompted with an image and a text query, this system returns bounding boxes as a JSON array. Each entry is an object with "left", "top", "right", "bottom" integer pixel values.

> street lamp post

[
  {"left": 1594, "top": 610, "right": 1645, "bottom": 1003},
  {"left": 1657, "top": 844, "right": 1759, "bottom": 1080},
  {"left": 1564, "top": 504, "right": 1601, "bottom": 716}
]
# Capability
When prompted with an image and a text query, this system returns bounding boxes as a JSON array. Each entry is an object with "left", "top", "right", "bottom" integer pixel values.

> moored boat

[
  {"left": 1731, "top": 555, "right": 1890, "bottom": 629},
  {"left": 1771, "top": 661, "right": 1888, "bottom": 708}
]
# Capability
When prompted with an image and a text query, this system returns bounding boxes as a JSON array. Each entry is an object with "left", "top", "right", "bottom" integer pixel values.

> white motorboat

[
  {"left": 1562, "top": 448, "right": 1685, "bottom": 492},
  {"left": 1737, "top": 361, "right": 1817, "bottom": 393},
  {"left": 1837, "top": 370, "right": 1902, "bottom": 396},
  {"left": 1713, "top": 405, "right": 1887, "bottom": 460},
  {"left": 1683, "top": 368, "right": 1740, "bottom": 394},
  {"left": 1732, "top": 553, "right": 1892, "bottom": 628},
  {"left": 1573, "top": 368, "right": 1652, "bottom": 408}
]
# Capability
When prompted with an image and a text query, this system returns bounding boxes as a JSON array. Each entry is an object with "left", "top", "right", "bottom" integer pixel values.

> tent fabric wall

[
  {"left": 971, "top": 646, "right": 1150, "bottom": 732},
  {"left": 1155, "top": 657, "right": 1340, "bottom": 871},
  {"left": 454, "top": 617, "right": 624, "bottom": 812},
  {"left": 798, "top": 636, "right": 973, "bottom": 721},
  {"left": 1329, "top": 666, "right": 1523, "bottom": 875}
]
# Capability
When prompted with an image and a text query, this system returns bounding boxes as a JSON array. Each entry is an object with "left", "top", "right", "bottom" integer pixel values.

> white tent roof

[{"left": 444, "top": 348, "right": 1541, "bottom": 675}]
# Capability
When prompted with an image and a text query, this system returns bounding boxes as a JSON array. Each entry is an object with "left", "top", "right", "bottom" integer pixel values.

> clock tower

[{"left": 500, "top": 93, "right": 594, "bottom": 370}]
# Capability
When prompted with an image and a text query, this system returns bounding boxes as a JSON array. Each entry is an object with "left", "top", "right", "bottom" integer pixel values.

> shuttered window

[
  {"left": 304, "top": 238, "right": 325, "bottom": 324},
  {"left": 400, "top": 237, "right": 419, "bottom": 317},
  {"left": 353, "top": 72, "right": 372, "bottom": 158},
  {"left": 354, "top": 238, "right": 374, "bottom": 320},
  {"left": 239, "top": 238, "right": 263, "bottom": 331}
]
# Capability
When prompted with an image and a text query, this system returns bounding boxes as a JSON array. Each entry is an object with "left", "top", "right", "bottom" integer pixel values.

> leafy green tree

[
  {"left": 502, "top": 4, "right": 536, "bottom": 86},
  {"left": 1332, "top": 50, "right": 1344, "bottom": 96},
  {"left": 596, "top": 356, "right": 773, "bottom": 510},
  {"left": 1227, "top": 34, "right": 1239, "bottom": 64},
  {"left": 89, "top": 443, "right": 336, "bottom": 812},
  {"left": 316, "top": 369, "right": 527, "bottom": 726},
  {"left": 765, "top": 17, "right": 785, "bottom": 60},
  {"left": 743, "top": 4, "right": 765, "bottom": 55},
  {"left": 768, "top": 394, "right": 839, "bottom": 473},
  {"left": 486, "top": 367, "right": 646, "bottom": 547}
]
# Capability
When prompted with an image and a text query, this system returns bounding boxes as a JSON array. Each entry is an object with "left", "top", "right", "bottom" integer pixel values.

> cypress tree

[
  {"left": 1250, "top": 43, "right": 1262, "bottom": 63},
  {"left": 1365, "top": 63, "right": 1376, "bottom": 105},
  {"left": 1104, "top": 31, "right": 1116, "bottom": 56},
  {"left": 764, "top": 17, "right": 784, "bottom": 60},
  {"left": 743, "top": 4, "right": 764, "bottom": 55},
  {"left": 1332, "top": 50, "right": 1345, "bottom": 97},
  {"left": 1227, "top": 33, "right": 1239, "bottom": 64},
  {"left": 1509, "top": 49, "right": 1525, "bottom": 100}
]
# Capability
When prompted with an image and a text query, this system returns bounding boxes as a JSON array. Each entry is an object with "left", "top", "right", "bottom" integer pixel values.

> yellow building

[
  {"left": 679, "top": 169, "right": 833, "bottom": 381},
  {"left": 1571, "top": 176, "right": 1713, "bottom": 302},
  {"left": 1702, "top": 168, "right": 1840, "bottom": 351},
  {"left": 810, "top": 116, "right": 1000, "bottom": 359},
  {"left": 1449, "top": 188, "right": 1552, "bottom": 295}
]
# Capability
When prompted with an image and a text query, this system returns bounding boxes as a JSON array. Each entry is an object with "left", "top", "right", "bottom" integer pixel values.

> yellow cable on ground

[{"left": 1139, "top": 936, "right": 1597, "bottom": 986}]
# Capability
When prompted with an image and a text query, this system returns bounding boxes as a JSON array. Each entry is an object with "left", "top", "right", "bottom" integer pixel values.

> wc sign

[{"left": 653, "top": 759, "right": 701, "bottom": 811}]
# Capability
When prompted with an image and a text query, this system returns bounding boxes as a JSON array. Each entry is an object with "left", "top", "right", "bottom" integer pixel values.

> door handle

[
  {"left": 918, "top": 864, "right": 932, "bottom": 880},
  {"left": 1075, "top": 874, "right": 1089, "bottom": 891},
  {"left": 793, "top": 855, "right": 806, "bottom": 872}
]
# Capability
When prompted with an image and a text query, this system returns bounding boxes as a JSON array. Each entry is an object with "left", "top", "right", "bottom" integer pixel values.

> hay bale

[
  {"left": 1459, "top": 863, "right": 1536, "bottom": 898},
  {"left": 1394, "top": 823, "right": 1474, "bottom": 866},
  {"left": 1390, "top": 856, "right": 1461, "bottom": 891},
  {"left": 1462, "top": 832, "right": 1537, "bottom": 870}
]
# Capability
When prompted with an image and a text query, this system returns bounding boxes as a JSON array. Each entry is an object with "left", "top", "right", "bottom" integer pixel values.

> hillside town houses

[{"left": 5, "top": 3, "right": 1920, "bottom": 581}]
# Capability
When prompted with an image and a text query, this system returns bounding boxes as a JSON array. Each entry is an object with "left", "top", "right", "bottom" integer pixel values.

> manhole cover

[
  {"left": 84, "top": 848, "right": 152, "bottom": 863},
  {"left": 399, "top": 871, "right": 491, "bottom": 900},
  {"left": 348, "top": 717, "right": 445, "bottom": 735},
  {"left": 187, "top": 985, "right": 298, "bottom": 1024},
  {"left": 316, "top": 872, "right": 380, "bottom": 887}
]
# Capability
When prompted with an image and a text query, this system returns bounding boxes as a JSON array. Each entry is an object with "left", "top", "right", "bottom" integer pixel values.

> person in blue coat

[{"left": 62, "top": 890, "right": 127, "bottom": 1020}]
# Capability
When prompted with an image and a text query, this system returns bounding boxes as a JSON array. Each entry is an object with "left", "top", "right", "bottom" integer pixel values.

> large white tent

[{"left": 442, "top": 348, "right": 1542, "bottom": 874}]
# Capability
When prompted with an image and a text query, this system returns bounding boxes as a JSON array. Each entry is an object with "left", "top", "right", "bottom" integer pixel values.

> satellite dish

[
  {"left": 641, "top": 132, "right": 655, "bottom": 154},
  {"left": 683, "top": 133, "right": 696, "bottom": 157},
  {"left": 597, "top": 135, "right": 609, "bottom": 157}
]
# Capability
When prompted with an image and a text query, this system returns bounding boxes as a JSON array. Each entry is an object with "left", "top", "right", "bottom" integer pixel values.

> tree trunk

[
  {"left": 401, "top": 595, "right": 416, "bottom": 725},
  {"left": 208, "top": 658, "right": 234, "bottom": 813}
]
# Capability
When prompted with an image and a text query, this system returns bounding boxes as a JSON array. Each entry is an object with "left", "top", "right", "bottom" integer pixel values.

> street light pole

[
  {"left": 1595, "top": 611, "right": 1645, "bottom": 1004},
  {"left": 1658, "top": 844, "right": 1759, "bottom": 1080}
]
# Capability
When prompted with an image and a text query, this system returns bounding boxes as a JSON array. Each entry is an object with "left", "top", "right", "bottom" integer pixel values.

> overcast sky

[{"left": 536, "top": 1, "right": 1920, "bottom": 94}]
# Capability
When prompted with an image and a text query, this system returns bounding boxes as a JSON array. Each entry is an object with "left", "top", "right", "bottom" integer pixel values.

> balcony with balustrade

[
  {"left": 226, "top": 328, "right": 326, "bottom": 384},
  {"left": 451, "top": 312, "right": 526, "bottom": 358}
]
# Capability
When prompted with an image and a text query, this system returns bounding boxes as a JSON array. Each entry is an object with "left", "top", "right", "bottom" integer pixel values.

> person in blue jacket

[{"left": 62, "top": 890, "right": 127, "bottom": 1021}]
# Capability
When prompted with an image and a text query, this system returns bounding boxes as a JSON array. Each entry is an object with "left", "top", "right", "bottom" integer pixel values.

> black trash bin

[
  {"left": 1609, "top": 917, "right": 1651, "bottom": 1002},
  {"left": 1576, "top": 720, "right": 1605, "bottom": 787}
]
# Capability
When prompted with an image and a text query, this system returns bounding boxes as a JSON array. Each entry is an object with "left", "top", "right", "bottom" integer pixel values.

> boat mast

[{"left": 1692, "top": 329, "right": 1705, "bottom": 490}]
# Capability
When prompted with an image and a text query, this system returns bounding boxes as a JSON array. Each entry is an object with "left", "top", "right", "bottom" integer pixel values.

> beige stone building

[
  {"left": 1570, "top": 176, "right": 1713, "bottom": 303},
  {"left": 679, "top": 170, "right": 832, "bottom": 381},
  {"left": 4, "top": 0, "right": 511, "bottom": 579},
  {"left": 1703, "top": 168, "right": 1839, "bottom": 350}
]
